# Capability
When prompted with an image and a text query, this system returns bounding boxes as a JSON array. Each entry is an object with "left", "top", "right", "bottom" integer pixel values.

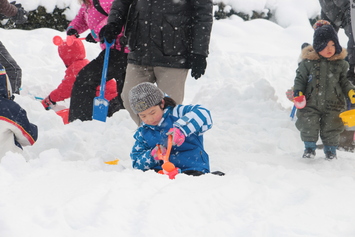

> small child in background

[
  {"left": 41, "top": 38, "right": 90, "bottom": 109},
  {"left": 0, "top": 64, "right": 38, "bottom": 160},
  {"left": 42, "top": 37, "right": 120, "bottom": 116},
  {"left": 128, "top": 82, "right": 213, "bottom": 176},
  {"left": 293, "top": 23, "right": 355, "bottom": 159}
]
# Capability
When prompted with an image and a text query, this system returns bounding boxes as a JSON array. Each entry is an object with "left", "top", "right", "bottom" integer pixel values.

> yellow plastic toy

[
  {"left": 339, "top": 109, "right": 355, "bottom": 127},
  {"left": 104, "top": 159, "right": 119, "bottom": 165}
]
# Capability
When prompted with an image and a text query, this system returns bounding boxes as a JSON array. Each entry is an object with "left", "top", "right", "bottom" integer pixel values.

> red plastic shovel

[{"left": 56, "top": 109, "right": 69, "bottom": 124}]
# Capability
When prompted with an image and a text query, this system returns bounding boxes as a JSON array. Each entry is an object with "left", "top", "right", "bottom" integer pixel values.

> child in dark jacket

[
  {"left": 128, "top": 82, "right": 213, "bottom": 177},
  {"left": 293, "top": 23, "right": 355, "bottom": 159},
  {"left": 0, "top": 64, "right": 38, "bottom": 160}
]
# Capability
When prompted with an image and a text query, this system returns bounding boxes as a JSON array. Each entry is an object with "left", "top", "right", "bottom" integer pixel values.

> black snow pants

[{"left": 69, "top": 48, "right": 127, "bottom": 122}]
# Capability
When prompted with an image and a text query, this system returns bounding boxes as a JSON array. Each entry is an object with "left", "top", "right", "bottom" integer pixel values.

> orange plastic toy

[{"left": 156, "top": 135, "right": 180, "bottom": 179}]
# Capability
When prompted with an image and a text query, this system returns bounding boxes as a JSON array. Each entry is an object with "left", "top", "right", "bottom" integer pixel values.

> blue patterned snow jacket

[{"left": 131, "top": 104, "right": 213, "bottom": 173}]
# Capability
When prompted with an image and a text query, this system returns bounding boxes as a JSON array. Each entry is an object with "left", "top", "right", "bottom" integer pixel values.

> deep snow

[{"left": 2, "top": 0, "right": 355, "bottom": 236}]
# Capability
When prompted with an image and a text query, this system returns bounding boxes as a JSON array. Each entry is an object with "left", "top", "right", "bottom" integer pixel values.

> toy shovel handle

[
  {"left": 99, "top": 39, "right": 114, "bottom": 97},
  {"left": 163, "top": 135, "right": 173, "bottom": 163},
  {"left": 161, "top": 135, "right": 177, "bottom": 174}
]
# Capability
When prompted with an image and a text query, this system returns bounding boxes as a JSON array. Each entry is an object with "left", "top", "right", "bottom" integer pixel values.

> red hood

[{"left": 58, "top": 40, "right": 86, "bottom": 67}]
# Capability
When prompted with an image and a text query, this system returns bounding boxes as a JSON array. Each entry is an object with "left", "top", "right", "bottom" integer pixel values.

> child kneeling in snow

[
  {"left": 41, "top": 37, "right": 119, "bottom": 122},
  {"left": 41, "top": 37, "right": 90, "bottom": 110},
  {"left": 293, "top": 23, "right": 355, "bottom": 159},
  {"left": 0, "top": 64, "right": 38, "bottom": 160},
  {"left": 128, "top": 82, "right": 212, "bottom": 176}
]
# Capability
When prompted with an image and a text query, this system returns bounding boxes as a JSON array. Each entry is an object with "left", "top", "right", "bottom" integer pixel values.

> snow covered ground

[{"left": 2, "top": 0, "right": 355, "bottom": 236}]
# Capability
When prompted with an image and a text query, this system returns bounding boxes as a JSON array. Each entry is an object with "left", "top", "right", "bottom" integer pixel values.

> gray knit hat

[{"left": 129, "top": 82, "right": 164, "bottom": 114}]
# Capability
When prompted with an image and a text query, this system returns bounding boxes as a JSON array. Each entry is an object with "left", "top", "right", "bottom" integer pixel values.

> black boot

[
  {"left": 302, "top": 148, "right": 316, "bottom": 158},
  {"left": 325, "top": 151, "right": 337, "bottom": 160},
  {"left": 324, "top": 146, "right": 337, "bottom": 160}
]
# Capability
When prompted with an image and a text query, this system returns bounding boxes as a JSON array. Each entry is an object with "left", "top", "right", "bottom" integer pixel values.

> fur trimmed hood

[{"left": 301, "top": 45, "right": 347, "bottom": 61}]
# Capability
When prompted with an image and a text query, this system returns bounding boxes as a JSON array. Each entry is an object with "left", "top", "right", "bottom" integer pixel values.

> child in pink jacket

[{"left": 66, "top": 0, "right": 128, "bottom": 122}]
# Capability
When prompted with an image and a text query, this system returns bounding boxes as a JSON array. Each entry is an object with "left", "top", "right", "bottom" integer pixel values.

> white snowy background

[{"left": 2, "top": 0, "right": 355, "bottom": 236}]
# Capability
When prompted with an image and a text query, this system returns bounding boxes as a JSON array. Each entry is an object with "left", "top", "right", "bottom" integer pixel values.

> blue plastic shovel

[
  {"left": 92, "top": 40, "right": 114, "bottom": 122},
  {"left": 290, "top": 105, "right": 296, "bottom": 120}
]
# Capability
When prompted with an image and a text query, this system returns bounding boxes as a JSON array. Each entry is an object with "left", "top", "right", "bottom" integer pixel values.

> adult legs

[
  {"left": 154, "top": 66, "right": 188, "bottom": 105},
  {"left": 122, "top": 64, "right": 188, "bottom": 126}
]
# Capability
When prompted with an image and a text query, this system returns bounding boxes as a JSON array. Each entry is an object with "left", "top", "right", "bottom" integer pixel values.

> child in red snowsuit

[
  {"left": 42, "top": 37, "right": 120, "bottom": 114},
  {"left": 41, "top": 39, "right": 90, "bottom": 109}
]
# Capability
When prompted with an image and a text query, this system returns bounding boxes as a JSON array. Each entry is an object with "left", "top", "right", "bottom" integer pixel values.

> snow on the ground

[{"left": 2, "top": 0, "right": 355, "bottom": 236}]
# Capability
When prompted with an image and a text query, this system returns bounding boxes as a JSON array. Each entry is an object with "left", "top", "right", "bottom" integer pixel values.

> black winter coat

[
  {"left": 108, "top": 0, "right": 213, "bottom": 68},
  {"left": 318, "top": 0, "right": 350, "bottom": 28}
]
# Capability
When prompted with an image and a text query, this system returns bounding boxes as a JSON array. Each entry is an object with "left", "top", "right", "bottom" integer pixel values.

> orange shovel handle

[{"left": 163, "top": 135, "right": 173, "bottom": 163}]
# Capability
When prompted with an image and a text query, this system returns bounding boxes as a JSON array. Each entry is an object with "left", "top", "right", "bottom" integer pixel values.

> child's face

[
  {"left": 318, "top": 40, "right": 336, "bottom": 58},
  {"left": 138, "top": 101, "right": 164, "bottom": 126}
]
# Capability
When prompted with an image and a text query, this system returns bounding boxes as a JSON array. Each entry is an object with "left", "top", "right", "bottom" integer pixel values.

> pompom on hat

[
  {"left": 313, "top": 24, "right": 342, "bottom": 54},
  {"left": 312, "top": 19, "right": 331, "bottom": 30},
  {"left": 129, "top": 82, "right": 164, "bottom": 114}
]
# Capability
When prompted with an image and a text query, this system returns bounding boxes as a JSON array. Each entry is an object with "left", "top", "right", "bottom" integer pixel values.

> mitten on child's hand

[
  {"left": 151, "top": 145, "right": 167, "bottom": 160},
  {"left": 85, "top": 33, "right": 97, "bottom": 43},
  {"left": 67, "top": 29, "right": 79, "bottom": 38},
  {"left": 285, "top": 88, "right": 294, "bottom": 101},
  {"left": 293, "top": 91, "right": 306, "bottom": 109},
  {"left": 167, "top": 127, "right": 185, "bottom": 146},
  {"left": 41, "top": 96, "right": 56, "bottom": 110},
  {"left": 96, "top": 79, "right": 118, "bottom": 101},
  {"left": 349, "top": 89, "right": 355, "bottom": 104}
]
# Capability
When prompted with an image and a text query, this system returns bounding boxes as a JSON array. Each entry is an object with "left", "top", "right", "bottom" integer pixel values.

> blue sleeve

[
  {"left": 172, "top": 104, "right": 213, "bottom": 136},
  {"left": 17, "top": 107, "right": 38, "bottom": 144},
  {"left": 130, "top": 128, "right": 161, "bottom": 171}
]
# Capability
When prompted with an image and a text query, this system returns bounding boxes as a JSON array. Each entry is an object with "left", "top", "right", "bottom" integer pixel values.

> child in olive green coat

[{"left": 293, "top": 24, "right": 355, "bottom": 159}]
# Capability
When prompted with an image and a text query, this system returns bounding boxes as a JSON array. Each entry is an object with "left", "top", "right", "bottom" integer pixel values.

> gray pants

[
  {"left": 122, "top": 63, "right": 188, "bottom": 126},
  {"left": 0, "top": 41, "right": 21, "bottom": 94}
]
